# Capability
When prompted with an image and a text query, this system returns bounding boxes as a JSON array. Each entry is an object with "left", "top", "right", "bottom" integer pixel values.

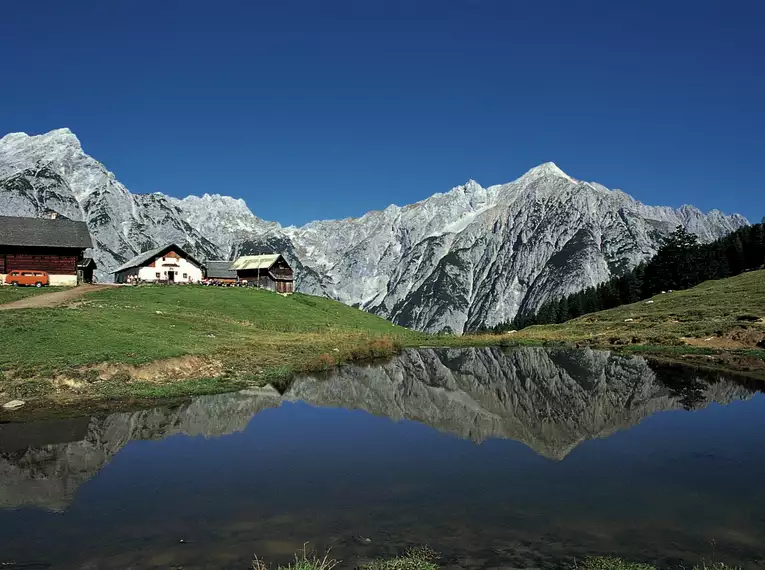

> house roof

[
  {"left": 77, "top": 257, "right": 97, "bottom": 268},
  {"left": 230, "top": 254, "right": 282, "bottom": 271},
  {"left": 0, "top": 215, "right": 92, "bottom": 249},
  {"left": 205, "top": 260, "right": 237, "bottom": 279},
  {"left": 112, "top": 244, "right": 202, "bottom": 274}
]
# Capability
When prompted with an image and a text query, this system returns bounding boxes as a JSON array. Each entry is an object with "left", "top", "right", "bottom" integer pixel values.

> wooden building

[
  {"left": 203, "top": 261, "right": 239, "bottom": 284},
  {"left": 112, "top": 244, "right": 204, "bottom": 284},
  {"left": 0, "top": 215, "right": 94, "bottom": 286},
  {"left": 230, "top": 253, "right": 294, "bottom": 293}
]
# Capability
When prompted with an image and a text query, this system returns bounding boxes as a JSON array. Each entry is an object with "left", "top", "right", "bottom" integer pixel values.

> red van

[{"left": 4, "top": 270, "right": 50, "bottom": 287}]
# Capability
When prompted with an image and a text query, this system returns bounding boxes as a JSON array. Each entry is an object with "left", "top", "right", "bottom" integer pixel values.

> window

[
  {"left": 155, "top": 272, "right": 160, "bottom": 278},
  {"left": 182, "top": 273, "right": 187, "bottom": 279}
]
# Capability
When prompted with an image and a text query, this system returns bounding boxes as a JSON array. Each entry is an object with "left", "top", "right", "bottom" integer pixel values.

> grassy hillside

[
  {"left": 0, "top": 286, "right": 430, "bottom": 408},
  {"left": 513, "top": 269, "right": 765, "bottom": 370},
  {"left": 2, "top": 272, "right": 764, "bottom": 412}
]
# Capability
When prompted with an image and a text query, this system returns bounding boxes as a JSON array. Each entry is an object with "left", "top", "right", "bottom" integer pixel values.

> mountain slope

[{"left": 0, "top": 129, "right": 748, "bottom": 332}]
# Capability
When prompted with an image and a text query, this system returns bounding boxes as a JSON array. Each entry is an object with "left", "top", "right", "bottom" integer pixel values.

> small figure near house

[{"left": 112, "top": 244, "right": 204, "bottom": 284}]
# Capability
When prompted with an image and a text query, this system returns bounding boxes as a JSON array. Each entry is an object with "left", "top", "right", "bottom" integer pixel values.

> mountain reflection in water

[{"left": 0, "top": 348, "right": 765, "bottom": 568}]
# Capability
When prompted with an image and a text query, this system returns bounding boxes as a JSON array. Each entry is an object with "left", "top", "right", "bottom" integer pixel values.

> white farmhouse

[{"left": 112, "top": 244, "right": 204, "bottom": 284}]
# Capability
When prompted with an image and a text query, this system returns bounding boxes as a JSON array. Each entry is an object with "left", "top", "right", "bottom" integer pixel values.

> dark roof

[
  {"left": 0, "top": 215, "right": 92, "bottom": 249},
  {"left": 204, "top": 260, "right": 237, "bottom": 279},
  {"left": 77, "top": 257, "right": 97, "bottom": 268},
  {"left": 112, "top": 244, "right": 203, "bottom": 273}
]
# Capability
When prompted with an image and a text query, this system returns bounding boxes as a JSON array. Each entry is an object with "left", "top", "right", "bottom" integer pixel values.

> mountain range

[{"left": 0, "top": 128, "right": 748, "bottom": 332}]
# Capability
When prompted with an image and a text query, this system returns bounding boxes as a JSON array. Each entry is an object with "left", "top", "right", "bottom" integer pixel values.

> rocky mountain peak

[
  {"left": 520, "top": 161, "right": 575, "bottom": 182},
  {"left": 0, "top": 128, "right": 749, "bottom": 333}
]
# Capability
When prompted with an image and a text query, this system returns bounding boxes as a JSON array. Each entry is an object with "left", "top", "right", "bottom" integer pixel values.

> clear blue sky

[{"left": 1, "top": 0, "right": 763, "bottom": 225}]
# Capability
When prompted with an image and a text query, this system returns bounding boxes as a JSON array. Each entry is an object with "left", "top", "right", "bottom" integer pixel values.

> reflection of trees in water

[{"left": 651, "top": 361, "right": 760, "bottom": 410}]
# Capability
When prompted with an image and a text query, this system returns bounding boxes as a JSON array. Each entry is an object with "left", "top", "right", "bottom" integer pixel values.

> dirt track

[{"left": 0, "top": 284, "right": 115, "bottom": 311}]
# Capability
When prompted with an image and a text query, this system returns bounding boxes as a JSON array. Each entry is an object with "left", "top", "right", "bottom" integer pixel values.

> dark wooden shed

[{"left": 0, "top": 215, "right": 94, "bottom": 286}]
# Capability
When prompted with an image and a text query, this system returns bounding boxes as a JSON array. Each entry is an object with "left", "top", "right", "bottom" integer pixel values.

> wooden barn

[
  {"left": 203, "top": 261, "right": 239, "bottom": 284},
  {"left": 0, "top": 215, "right": 94, "bottom": 286},
  {"left": 230, "top": 254, "right": 294, "bottom": 293},
  {"left": 112, "top": 244, "right": 204, "bottom": 284}
]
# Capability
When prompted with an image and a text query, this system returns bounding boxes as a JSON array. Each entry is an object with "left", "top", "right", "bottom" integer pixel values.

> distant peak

[
  {"left": 463, "top": 179, "right": 483, "bottom": 192},
  {"left": 0, "top": 128, "right": 82, "bottom": 149},
  {"left": 521, "top": 162, "right": 574, "bottom": 182},
  {"left": 40, "top": 128, "right": 82, "bottom": 147}
]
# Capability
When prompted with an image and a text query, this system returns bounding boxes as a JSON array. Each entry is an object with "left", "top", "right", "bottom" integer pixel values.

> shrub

[
  {"left": 573, "top": 557, "right": 656, "bottom": 570},
  {"left": 362, "top": 547, "right": 439, "bottom": 570}
]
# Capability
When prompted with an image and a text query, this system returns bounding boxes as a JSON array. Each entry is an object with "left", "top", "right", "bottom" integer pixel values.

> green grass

[
  {"left": 0, "top": 285, "right": 67, "bottom": 302},
  {"left": 252, "top": 547, "right": 438, "bottom": 570},
  {"left": 362, "top": 547, "right": 439, "bottom": 570},
  {"left": 0, "top": 285, "right": 431, "bottom": 406},
  {"left": 574, "top": 557, "right": 656, "bottom": 570},
  {"left": 514, "top": 270, "right": 765, "bottom": 352},
  {"left": 3, "top": 271, "right": 765, "bottom": 410},
  {"left": 250, "top": 549, "right": 739, "bottom": 570}
]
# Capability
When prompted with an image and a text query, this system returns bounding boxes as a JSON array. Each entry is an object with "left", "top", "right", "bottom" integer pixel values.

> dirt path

[{"left": 0, "top": 284, "right": 115, "bottom": 311}]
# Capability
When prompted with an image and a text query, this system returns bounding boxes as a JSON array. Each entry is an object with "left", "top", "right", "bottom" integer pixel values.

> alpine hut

[
  {"left": 230, "top": 253, "right": 294, "bottom": 292},
  {"left": 112, "top": 244, "right": 204, "bottom": 284}
]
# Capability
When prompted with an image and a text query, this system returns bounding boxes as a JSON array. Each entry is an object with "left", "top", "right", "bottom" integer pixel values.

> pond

[{"left": 1, "top": 347, "right": 764, "bottom": 569}]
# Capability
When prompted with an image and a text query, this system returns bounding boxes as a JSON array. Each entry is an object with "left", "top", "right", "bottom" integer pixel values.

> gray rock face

[
  {"left": 0, "top": 348, "right": 754, "bottom": 511},
  {"left": 0, "top": 129, "right": 748, "bottom": 332}
]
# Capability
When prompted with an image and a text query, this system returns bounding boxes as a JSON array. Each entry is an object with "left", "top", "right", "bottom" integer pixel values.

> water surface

[{"left": 1, "top": 347, "right": 764, "bottom": 569}]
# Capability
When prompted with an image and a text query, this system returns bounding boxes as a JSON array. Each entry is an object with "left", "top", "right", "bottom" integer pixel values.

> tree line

[{"left": 495, "top": 220, "right": 765, "bottom": 332}]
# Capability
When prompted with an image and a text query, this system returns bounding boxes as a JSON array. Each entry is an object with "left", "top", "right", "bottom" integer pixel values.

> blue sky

[{"left": 1, "top": 0, "right": 763, "bottom": 225}]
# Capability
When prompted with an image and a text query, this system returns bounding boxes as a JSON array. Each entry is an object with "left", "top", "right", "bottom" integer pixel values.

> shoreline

[{"left": 3, "top": 337, "right": 763, "bottom": 422}]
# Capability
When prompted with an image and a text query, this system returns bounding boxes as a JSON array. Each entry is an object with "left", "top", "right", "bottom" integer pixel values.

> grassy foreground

[
  {"left": 252, "top": 548, "right": 739, "bottom": 570},
  {"left": 0, "top": 285, "right": 437, "bottom": 408}
]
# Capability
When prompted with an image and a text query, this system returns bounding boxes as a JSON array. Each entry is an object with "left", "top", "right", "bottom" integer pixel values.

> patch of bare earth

[
  {"left": 56, "top": 355, "right": 225, "bottom": 389},
  {"left": 0, "top": 284, "right": 114, "bottom": 310},
  {"left": 682, "top": 326, "right": 765, "bottom": 350}
]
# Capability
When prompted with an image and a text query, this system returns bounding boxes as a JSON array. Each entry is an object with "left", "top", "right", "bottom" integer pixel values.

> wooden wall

[{"left": 0, "top": 247, "right": 83, "bottom": 275}]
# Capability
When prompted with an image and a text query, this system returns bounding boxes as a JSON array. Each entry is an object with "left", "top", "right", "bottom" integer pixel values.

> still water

[{"left": 1, "top": 347, "right": 764, "bottom": 569}]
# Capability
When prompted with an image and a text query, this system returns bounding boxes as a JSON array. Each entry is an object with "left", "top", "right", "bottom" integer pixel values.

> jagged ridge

[{"left": 0, "top": 129, "right": 748, "bottom": 332}]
